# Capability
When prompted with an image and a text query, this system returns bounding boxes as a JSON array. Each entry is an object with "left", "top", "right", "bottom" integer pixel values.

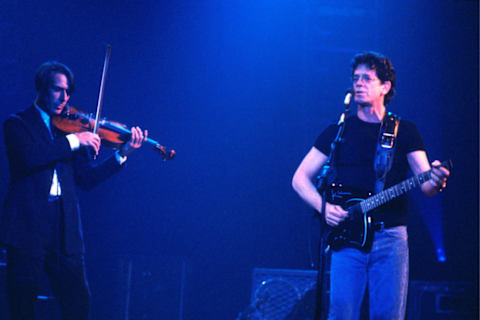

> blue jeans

[{"left": 328, "top": 226, "right": 409, "bottom": 320}]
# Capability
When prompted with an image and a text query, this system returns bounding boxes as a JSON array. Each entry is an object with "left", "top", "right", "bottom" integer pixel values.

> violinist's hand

[
  {"left": 324, "top": 202, "right": 349, "bottom": 227},
  {"left": 119, "top": 126, "right": 148, "bottom": 157},
  {"left": 75, "top": 132, "right": 101, "bottom": 156}
]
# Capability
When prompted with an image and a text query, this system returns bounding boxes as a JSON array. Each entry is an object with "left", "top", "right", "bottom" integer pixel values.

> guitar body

[
  {"left": 319, "top": 160, "right": 452, "bottom": 251},
  {"left": 324, "top": 185, "right": 374, "bottom": 251}
]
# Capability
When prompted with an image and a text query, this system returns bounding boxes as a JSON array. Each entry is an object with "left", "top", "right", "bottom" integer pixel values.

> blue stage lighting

[{"left": 436, "top": 248, "right": 447, "bottom": 263}]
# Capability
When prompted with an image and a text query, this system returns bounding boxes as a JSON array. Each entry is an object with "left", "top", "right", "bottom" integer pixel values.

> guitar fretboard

[{"left": 360, "top": 171, "right": 431, "bottom": 213}]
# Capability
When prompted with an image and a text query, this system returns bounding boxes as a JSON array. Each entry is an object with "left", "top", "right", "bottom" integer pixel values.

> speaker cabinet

[
  {"left": 247, "top": 268, "right": 318, "bottom": 320},
  {"left": 0, "top": 250, "right": 8, "bottom": 317},
  {"left": 407, "top": 281, "right": 478, "bottom": 320}
]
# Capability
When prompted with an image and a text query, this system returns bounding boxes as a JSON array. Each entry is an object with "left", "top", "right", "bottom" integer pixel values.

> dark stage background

[{"left": 0, "top": 0, "right": 478, "bottom": 319}]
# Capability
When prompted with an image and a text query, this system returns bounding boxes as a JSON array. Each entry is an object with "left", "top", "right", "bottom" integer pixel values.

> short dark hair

[
  {"left": 352, "top": 52, "right": 396, "bottom": 105},
  {"left": 35, "top": 61, "right": 75, "bottom": 95}
]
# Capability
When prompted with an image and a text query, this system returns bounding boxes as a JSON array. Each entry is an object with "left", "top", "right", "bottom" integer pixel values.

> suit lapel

[{"left": 23, "top": 105, "right": 53, "bottom": 141}]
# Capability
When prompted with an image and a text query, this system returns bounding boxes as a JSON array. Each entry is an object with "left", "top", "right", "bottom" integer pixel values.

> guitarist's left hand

[
  {"left": 430, "top": 160, "right": 450, "bottom": 192},
  {"left": 406, "top": 151, "right": 451, "bottom": 196}
]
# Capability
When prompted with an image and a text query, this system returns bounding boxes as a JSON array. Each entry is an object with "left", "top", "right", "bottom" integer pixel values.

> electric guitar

[{"left": 323, "top": 160, "right": 452, "bottom": 251}]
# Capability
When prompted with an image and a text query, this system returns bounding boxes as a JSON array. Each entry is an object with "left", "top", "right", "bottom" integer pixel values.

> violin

[
  {"left": 51, "top": 44, "right": 175, "bottom": 161},
  {"left": 52, "top": 105, "right": 175, "bottom": 160}
]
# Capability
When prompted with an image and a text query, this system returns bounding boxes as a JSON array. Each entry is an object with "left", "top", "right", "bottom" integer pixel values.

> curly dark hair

[
  {"left": 351, "top": 52, "right": 396, "bottom": 105},
  {"left": 35, "top": 61, "right": 75, "bottom": 95}
]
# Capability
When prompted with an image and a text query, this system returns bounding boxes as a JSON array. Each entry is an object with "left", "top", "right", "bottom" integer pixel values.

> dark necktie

[{"left": 49, "top": 118, "right": 58, "bottom": 139}]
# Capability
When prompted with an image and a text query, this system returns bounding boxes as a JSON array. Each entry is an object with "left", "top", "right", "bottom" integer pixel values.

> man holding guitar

[{"left": 292, "top": 52, "right": 449, "bottom": 319}]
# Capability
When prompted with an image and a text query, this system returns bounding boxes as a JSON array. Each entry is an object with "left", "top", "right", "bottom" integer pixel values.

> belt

[{"left": 372, "top": 221, "right": 405, "bottom": 232}]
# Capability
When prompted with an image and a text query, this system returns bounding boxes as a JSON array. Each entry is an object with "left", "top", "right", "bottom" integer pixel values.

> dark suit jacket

[{"left": 0, "top": 105, "right": 123, "bottom": 254}]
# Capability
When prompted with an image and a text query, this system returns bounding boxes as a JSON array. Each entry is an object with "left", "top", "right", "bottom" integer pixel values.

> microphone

[
  {"left": 344, "top": 88, "right": 353, "bottom": 106},
  {"left": 338, "top": 89, "right": 353, "bottom": 125}
]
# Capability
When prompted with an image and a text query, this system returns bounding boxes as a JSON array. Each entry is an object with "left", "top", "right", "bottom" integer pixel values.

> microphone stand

[{"left": 314, "top": 95, "right": 351, "bottom": 320}]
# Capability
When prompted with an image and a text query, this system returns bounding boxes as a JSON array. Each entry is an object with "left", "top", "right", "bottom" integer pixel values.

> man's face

[
  {"left": 38, "top": 72, "right": 70, "bottom": 115},
  {"left": 353, "top": 64, "right": 390, "bottom": 107}
]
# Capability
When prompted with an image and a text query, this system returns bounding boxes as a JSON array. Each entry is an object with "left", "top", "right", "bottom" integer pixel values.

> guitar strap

[{"left": 374, "top": 112, "right": 400, "bottom": 194}]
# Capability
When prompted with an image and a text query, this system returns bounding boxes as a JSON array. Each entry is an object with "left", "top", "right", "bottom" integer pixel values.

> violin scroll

[{"left": 154, "top": 144, "right": 176, "bottom": 161}]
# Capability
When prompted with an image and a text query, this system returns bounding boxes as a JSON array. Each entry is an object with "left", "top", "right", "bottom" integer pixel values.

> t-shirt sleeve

[
  {"left": 399, "top": 119, "right": 425, "bottom": 153},
  {"left": 313, "top": 124, "right": 338, "bottom": 155}
]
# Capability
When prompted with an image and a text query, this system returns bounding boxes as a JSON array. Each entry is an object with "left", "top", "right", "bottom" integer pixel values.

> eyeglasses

[{"left": 352, "top": 74, "right": 380, "bottom": 83}]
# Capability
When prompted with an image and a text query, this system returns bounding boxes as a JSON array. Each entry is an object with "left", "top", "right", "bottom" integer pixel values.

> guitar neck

[{"left": 360, "top": 170, "right": 431, "bottom": 213}]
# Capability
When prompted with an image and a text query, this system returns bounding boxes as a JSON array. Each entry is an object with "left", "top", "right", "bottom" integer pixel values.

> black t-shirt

[{"left": 314, "top": 115, "right": 425, "bottom": 226}]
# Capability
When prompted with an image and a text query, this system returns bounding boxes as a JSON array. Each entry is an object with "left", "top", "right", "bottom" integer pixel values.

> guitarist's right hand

[{"left": 324, "top": 203, "right": 349, "bottom": 227}]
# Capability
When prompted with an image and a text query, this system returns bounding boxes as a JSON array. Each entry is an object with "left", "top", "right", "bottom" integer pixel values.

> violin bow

[{"left": 93, "top": 44, "right": 112, "bottom": 135}]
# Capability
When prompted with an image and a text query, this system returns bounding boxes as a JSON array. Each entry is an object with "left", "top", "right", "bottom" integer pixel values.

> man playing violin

[{"left": 0, "top": 61, "right": 147, "bottom": 320}]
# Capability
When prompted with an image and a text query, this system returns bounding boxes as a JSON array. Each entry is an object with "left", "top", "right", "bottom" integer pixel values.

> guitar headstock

[{"left": 153, "top": 144, "right": 176, "bottom": 161}]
